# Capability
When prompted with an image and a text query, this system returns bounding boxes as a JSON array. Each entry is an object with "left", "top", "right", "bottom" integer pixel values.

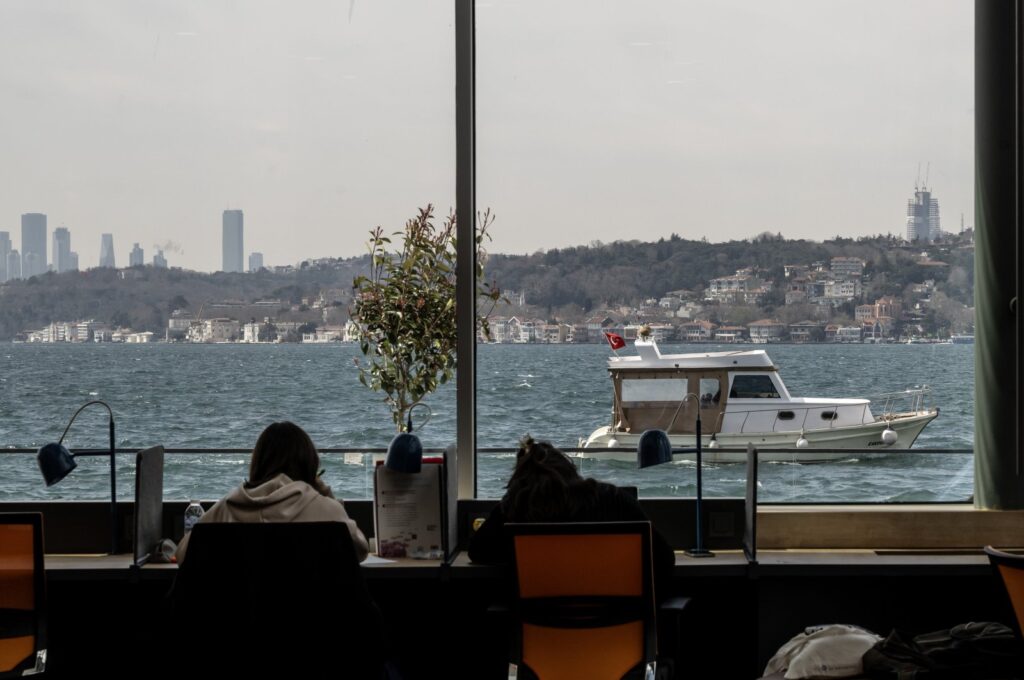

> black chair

[
  {"left": 0, "top": 513, "right": 46, "bottom": 677},
  {"left": 169, "top": 522, "right": 389, "bottom": 678}
]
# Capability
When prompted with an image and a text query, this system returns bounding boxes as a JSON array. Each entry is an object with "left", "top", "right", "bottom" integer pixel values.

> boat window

[
  {"left": 729, "top": 375, "right": 781, "bottom": 399},
  {"left": 821, "top": 411, "right": 837, "bottom": 421},
  {"left": 778, "top": 411, "right": 795, "bottom": 421},
  {"left": 621, "top": 379, "right": 689, "bottom": 403},
  {"left": 699, "top": 379, "right": 721, "bottom": 409}
]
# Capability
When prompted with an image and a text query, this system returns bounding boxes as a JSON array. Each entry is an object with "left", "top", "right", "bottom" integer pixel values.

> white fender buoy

[
  {"left": 796, "top": 435, "right": 809, "bottom": 449},
  {"left": 708, "top": 434, "right": 719, "bottom": 449},
  {"left": 607, "top": 438, "right": 620, "bottom": 448},
  {"left": 881, "top": 427, "right": 898, "bottom": 445}
]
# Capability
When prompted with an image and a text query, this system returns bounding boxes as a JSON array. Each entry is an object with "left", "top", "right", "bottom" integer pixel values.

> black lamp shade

[
  {"left": 385, "top": 432, "right": 423, "bottom": 473},
  {"left": 637, "top": 429, "right": 673, "bottom": 469},
  {"left": 38, "top": 443, "right": 77, "bottom": 486}
]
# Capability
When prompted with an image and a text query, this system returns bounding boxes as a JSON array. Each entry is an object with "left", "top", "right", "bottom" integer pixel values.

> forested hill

[
  {"left": 0, "top": 233, "right": 972, "bottom": 340},
  {"left": 0, "top": 258, "right": 368, "bottom": 341},
  {"left": 484, "top": 233, "right": 973, "bottom": 311}
]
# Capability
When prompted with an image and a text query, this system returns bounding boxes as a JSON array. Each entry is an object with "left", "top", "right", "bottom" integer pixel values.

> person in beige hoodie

[{"left": 175, "top": 421, "right": 369, "bottom": 564}]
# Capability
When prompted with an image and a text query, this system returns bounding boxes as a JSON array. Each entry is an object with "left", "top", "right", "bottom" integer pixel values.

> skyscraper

[
  {"left": 0, "top": 231, "right": 10, "bottom": 282},
  {"left": 249, "top": 252, "right": 264, "bottom": 272},
  {"left": 7, "top": 250, "right": 21, "bottom": 280},
  {"left": 906, "top": 185, "right": 941, "bottom": 243},
  {"left": 153, "top": 250, "right": 168, "bottom": 268},
  {"left": 129, "top": 243, "right": 144, "bottom": 267},
  {"left": 52, "top": 227, "right": 72, "bottom": 273},
  {"left": 68, "top": 252, "right": 79, "bottom": 272},
  {"left": 222, "top": 210, "right": 244, "bottom": 273},
  {"left": 20, "top": 213, "right": 46, "bottom": 278},
  {"left": 99, "top": 234, "right": 116, "bottom": 268}
]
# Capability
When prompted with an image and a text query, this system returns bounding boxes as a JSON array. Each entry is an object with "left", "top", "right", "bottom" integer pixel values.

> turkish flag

[{"left": 604, "top": 332, "right": 626, "bottom": 351}]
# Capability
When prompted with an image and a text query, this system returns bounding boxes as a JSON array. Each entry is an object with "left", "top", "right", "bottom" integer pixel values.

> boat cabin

[{"left": 609, "top": 340, "right": 787, "bottom": 435}]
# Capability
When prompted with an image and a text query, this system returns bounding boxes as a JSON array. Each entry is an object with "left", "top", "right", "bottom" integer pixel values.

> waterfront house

[
  {"left": 713, "top": 325, "right": 747, "bottom": 343},
  {"left": 748, "top": 319, "right": 786, "bottom": 342},
  {"left": 679, "top": 319, "right": 716, "bottom": 341}
]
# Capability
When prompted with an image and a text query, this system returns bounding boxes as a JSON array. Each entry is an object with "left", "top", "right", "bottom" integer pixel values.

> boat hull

[{"left": 579, "top": 411, "right": 939, "bottom": 463}]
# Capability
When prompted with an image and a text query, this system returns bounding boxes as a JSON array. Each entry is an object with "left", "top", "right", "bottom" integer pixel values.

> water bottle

[{"left": 183, "top": 500, "right": 205, "bottom": 534}]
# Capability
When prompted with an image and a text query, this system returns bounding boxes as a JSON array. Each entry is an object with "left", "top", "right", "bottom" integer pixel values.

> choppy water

[{"left": 0, "top": 342, "right": 974, "bottom": 502}]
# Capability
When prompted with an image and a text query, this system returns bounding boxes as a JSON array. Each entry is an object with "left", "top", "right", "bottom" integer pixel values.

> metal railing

[{"left": 0, "top": 445, "right": 974, "bottom": 456}]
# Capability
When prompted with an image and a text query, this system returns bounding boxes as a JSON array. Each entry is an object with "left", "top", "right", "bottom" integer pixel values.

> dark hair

[
  {"left": 501, "top": 438, "right": 583, "bottom": 521},
  {"left": 247, "top": 421, "right": 324, "bottom": 492}
]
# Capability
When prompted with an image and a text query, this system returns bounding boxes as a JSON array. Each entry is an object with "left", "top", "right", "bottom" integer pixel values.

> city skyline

[
  {"left": 0, "top": 2, "right": 973, "bottom": 271},
  {"left": 0, "top": 180, "right": 965, "bottom": 278}
]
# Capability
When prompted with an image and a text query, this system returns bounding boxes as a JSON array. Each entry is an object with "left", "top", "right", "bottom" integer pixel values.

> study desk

[
  {"left": 43, "top": 552, "right": 445, "bottom": 581},
  {"left": 40, "top": 549, "right": 1004, "bottom": 679}
]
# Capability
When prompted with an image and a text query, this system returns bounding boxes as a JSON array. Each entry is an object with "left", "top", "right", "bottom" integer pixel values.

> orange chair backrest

[
  {"left": 0, "top": 524, "right": 35, "bottom": 611},
  {"left": 514, "top": 533, "right": 643, "bottom": 598},
  {"left": 512, "top": 523, "right": 654, "bottom": 680},
  {"left": 0, "top": 515, "right": 43, "bottom": 674},
  {"left": 997, "top": 563, "right": 1024, "bottom": 635}
]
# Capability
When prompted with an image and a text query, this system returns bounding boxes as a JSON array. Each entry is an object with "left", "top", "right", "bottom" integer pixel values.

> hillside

[{"left": 0, "top": 233, "right": 973, "bottom": 340}]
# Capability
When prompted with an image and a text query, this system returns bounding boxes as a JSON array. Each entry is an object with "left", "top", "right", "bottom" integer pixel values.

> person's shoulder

[{"left": 305, "top": 490, "right": 348, "bottom": 518}]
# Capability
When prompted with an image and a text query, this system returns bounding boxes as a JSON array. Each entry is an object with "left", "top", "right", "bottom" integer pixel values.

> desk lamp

[
  {"left": 637, "top": 393, "right": 713, "bottom": 557},
  {"left": 37, "top": 400, "right": 119, "bottom": 554}
]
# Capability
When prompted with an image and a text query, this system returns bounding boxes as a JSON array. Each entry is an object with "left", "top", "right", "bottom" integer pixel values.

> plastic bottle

[{"left": 183, "top": 500, "right": 205, "bottom": 534}]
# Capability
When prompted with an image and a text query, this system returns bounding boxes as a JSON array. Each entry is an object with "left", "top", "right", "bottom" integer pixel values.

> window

[
  {"left": 475, "top": 0, "right": 974, "bottom": 503},
  {"left": 729, "top": 375, "right": 781, "bottom": 399},
  {"left": 0, "top": 2, "right": 455, "bottom": 501},
  {"left": 699, "top": 378, "right": 721, "bottom": 409}
]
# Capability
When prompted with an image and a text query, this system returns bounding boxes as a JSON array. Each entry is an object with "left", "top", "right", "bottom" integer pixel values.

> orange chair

[
  {"left": 985, "top": 545, "right": 1024, "bottom": 640},
  {"left": 507, "top": 521, "right": 667, "bottom": 680},
  {"left": 0, "top": 513, "right": 46, "bottom": 677}
]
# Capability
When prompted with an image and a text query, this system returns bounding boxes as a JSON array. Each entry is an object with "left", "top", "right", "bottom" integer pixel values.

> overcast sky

[{"left": 0, "top": 1, "right": 972, "bottom": 272}]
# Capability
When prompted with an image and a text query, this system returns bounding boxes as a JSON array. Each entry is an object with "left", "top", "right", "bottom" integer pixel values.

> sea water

[{"left": 0, "top": 342, "right": 973, "bottom": 502}]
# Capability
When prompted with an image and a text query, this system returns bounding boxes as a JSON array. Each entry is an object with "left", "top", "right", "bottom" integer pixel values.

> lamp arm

[
  {"left": 407, "top": 402, "right": 432, "bottom": 433},
  {"left": 666, "top": 392, "right": 702, "bottom": 433},
  {"left": 58, "top": 400, "right": 114, "bottom": 445}
]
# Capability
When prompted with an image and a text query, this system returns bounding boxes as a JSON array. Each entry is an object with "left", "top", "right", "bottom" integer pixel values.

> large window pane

[
  {"left": 476, "top": 1, "right": 973, "bottom": 502},
  {"left": 0, "top": 1, "right": 455, "bottom": 500}
]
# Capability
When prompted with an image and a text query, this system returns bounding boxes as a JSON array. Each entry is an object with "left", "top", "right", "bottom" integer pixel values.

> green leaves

[{"left": 349, "top": 204, "right": 500, "bottom": 431}]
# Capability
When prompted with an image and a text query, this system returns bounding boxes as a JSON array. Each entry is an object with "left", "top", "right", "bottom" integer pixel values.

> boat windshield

[{"left": 729, "top": 374, "right": 781, "bottom": 399}]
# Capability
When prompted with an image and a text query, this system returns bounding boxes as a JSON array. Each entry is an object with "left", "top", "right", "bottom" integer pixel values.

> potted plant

[{"left": 350, "top": 205, "right": 501, "bottom": 436}]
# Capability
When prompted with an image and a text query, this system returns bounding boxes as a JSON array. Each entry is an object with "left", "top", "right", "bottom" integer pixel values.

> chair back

[
  {"left": 509, "top": 521, "right": 656, "bottom": 680},
  {"left": 0, "top": 513, "right": 46, "bottom": 677},
  {"left": 169, "top": 521, "right": 386, "bottom": 677},
  {"left": 985, "top": 545, "right": 1024, "bottom": 639}
]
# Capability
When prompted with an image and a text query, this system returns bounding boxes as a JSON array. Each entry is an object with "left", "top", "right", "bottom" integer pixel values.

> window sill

[{"left": 758, "top": 504, "right": 1024, "bottom": 550}]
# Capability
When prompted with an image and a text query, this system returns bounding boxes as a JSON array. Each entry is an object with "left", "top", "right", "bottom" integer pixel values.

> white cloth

[{"left": 763, "top": 624, "right": 881, "bottom": 679}]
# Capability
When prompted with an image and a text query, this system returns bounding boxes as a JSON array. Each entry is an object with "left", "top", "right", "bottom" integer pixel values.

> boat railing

[{"left": 866, "top": 386, "right": 934, "bottom": 419}]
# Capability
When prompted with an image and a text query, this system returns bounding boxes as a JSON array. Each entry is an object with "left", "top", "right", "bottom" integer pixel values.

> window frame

[{"left": 455, "top": 0, "right": 1021, "bottom": 542}]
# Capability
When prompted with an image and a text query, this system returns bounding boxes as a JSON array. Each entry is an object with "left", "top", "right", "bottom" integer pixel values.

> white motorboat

[{"left": 580, "top": 339, "right": 939, "bottom": 463}]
